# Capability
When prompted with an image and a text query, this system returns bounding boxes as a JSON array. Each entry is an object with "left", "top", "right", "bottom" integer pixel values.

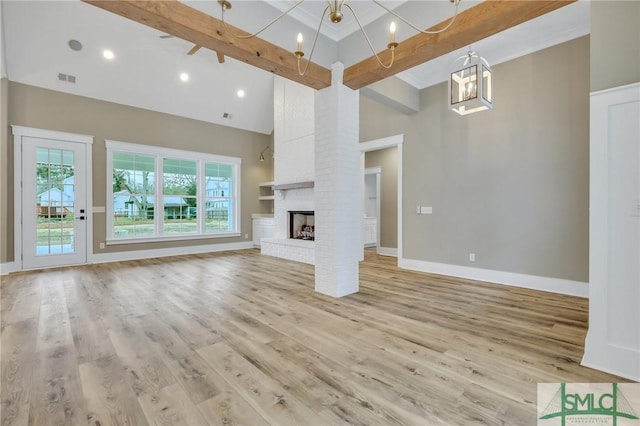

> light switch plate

[{"left": 421, "top": 206, "right": 433, "bottom": 214}]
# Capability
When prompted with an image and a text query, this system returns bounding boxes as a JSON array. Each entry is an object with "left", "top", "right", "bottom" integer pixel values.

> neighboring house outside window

[
  {"left": 106, "top": 140, "right": 241, "bottom": 244},
  {"left": 37, "top": 175, "right": 75, "bottom": 218}
]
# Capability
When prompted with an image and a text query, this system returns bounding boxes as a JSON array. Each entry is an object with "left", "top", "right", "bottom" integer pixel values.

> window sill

[{"left": 106, "top": 232, "right": 241, "bottom": 246}]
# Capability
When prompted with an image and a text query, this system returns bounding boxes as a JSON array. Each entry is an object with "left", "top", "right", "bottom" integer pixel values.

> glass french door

[{"left": 21, "top": 137, "right": 87, "bottom": 269}]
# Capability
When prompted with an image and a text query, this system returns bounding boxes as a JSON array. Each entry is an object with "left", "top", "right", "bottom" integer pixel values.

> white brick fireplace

[
  {"left": 313, "top": 63, "right": 360, "bottom": 297},
  {"left": 262, "top": 68, "right": 362, "bottom": 298},
  {"left": 261, "top": 186, "right": 315, "bottom": 265},
  {"left": 260, "top": 77, "right": 316, "bottom": 265}
]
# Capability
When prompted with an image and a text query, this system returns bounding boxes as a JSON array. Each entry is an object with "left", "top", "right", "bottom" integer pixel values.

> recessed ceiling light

[
  {"left": 237, "top": 89, "right": 245, "bottom": 98},
  {"left": 180, "top": 73, "right": 190, "bottom": 82},
  {"left": 103, "top": 49, "right": 114, "bottom": 60}
]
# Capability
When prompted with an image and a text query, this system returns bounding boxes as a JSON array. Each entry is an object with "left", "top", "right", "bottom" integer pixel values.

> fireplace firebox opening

[{"left": 289, "top": 211, "right": 315, "bottom": 241}]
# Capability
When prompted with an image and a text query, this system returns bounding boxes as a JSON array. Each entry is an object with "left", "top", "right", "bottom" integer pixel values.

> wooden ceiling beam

[
  {"left": 343, "top": 0, "right": 577, "bottom": 90},
  {"left": 82, "top": 0, "right": 332, "bottom": 90},
  {"left": 84, "top": 0, "right": 576, "bottom": 91}
]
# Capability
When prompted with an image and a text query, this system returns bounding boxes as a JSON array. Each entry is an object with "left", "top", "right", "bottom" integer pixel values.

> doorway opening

[{"left": 360, "top": 134, "right": 403, "bottom": 259}]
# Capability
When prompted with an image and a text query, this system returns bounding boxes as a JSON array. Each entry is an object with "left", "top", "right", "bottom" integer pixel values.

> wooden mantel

[{"left": 273, "top": 181, "right": 315, "bottom": 191}]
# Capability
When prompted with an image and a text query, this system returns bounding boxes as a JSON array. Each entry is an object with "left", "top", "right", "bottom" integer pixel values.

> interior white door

[
  {"left": 21, "top": 136, "right": 88, "bottom": 269},
  {"left": 363, "top": 168, "right": 381, "bottom": 248},
  {"left": 583, "top": 83, "right": 640, "bottom": 381}
]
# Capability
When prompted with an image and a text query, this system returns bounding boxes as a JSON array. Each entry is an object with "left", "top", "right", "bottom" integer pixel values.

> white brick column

[{"left": 314, "top": 63, "right": 361, "bottom": 297}]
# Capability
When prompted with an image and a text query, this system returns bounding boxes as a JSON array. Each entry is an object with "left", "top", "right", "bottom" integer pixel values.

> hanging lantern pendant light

[{"left": 449, "top": 50, "right": 493, "bottom": 115}]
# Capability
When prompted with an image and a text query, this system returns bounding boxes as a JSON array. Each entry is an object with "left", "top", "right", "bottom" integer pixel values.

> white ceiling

[
  {"left": 1, "top": 1, "right": 590, "bottom": 135},
  {"left": 266, "top": 0, "right": 409, "bottom": 41}
]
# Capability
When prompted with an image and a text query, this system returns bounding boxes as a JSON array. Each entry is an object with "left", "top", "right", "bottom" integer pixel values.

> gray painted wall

[
  {"left": 590, "top": 1, "right": 640, "bottom": 92},
  {"left": 360, "top": 36, "right": 590, "bottom": 282},
  {"left": 4, "top": 81, "right": 272, "bottom": 262},
  {"left": 360, "top": 77, "right": 420, "bottom": 114},
  {"left": 1, "top": 78, "right": 7, "bottom": 263},
  {"left": 364, "top": 147, "right": 398, "bottom": 249}
]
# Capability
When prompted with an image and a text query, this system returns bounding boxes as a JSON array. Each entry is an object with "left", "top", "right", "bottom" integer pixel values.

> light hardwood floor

[{"left": 0, "top": 249, "right": 628, "bottom": 425}]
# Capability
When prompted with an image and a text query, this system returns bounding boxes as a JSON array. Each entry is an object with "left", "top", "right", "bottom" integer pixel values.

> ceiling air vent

[
  {"left": 58, "top": 73, "right": 77, "bottom": 84},
  {"left": 68, "top": 39, "right": 83, "bottom": 52},
  {"left": 222, "top": 112, "right": 233, "bottom": 119}
]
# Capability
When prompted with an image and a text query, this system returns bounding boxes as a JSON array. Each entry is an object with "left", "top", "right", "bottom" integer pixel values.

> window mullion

[
  {"left": 197, "top": 160, "right": 205, "bottom": 235},
  {"left": 106, "top": 148, "right": 114, "bottom": 239},
  {"left": 156, "top": 155, "right": 163, "bottom": 237},
  {"left": 233, "top": 164, "right": 240, "bottom": 234}
]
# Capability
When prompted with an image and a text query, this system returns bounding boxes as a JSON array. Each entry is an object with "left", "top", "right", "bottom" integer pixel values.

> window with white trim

[{"left": 106, "top": 140, "right": 241, "bottom": 244}]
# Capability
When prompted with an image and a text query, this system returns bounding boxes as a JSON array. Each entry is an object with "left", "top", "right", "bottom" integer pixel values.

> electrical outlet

[
  {"left": 416, "top": 205, "right": 421, "bottom": 214},
  {"left": 99, "top": 242, "right": 105, "bottom": 249},
  {"left": 469, "top": 253, "right": 476, "bottom": 262},
  {"left": 245, "top": 234, "right": 249, "bottom": 239}
]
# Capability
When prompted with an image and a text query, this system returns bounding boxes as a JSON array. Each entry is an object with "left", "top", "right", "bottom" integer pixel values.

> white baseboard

[
  {"left": 90, "top": 241, "right": 254, "bottom": 265},
  {"left": 0, "top": 262, "right": 17, "bottom": 275},
  {"left": 4, "top": 243, "right": 255, "bottom": 274},
  {"left": 377, "top": 247, "right": 398, "bottom": 257},
  {"left": 398, "top": 257, "right": 588, "bottom": 298},
  {"left": 581, "top": 359, "right": 640, "bottom": 383}
]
